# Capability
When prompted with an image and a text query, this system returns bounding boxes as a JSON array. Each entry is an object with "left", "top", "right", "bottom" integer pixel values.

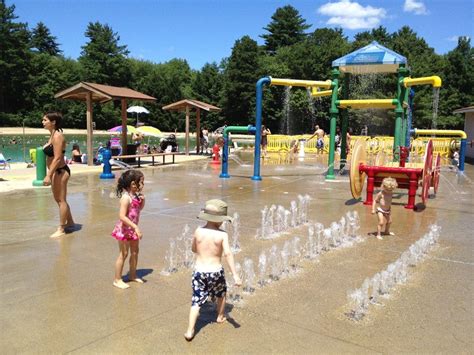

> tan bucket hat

[{"left": 198, "top": 199, "right": 233, "bottom": 223}]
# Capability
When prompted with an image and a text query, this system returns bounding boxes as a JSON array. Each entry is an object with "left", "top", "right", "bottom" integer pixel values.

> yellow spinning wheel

[
  {"left": 350, "top": 139, "right": 367, "bottom": 199},
  {"left": 432, "top": 153, "right": 441, "bottom": 195},
  {"left": 421, "top": 140, "right": 434, "bottom": 205}
]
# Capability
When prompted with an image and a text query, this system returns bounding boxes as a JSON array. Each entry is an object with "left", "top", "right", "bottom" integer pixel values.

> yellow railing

[{"left": 266, "top": 135, "right": 456, "bottom": 158}]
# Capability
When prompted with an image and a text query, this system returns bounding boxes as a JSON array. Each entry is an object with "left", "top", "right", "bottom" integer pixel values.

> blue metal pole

[
  {"left": 459, "top": 139, "right": 466, "bottom": 172},
  {"left": 252, "top": 76, "right": 271, "bottom": 181},
  {"left": 220, "top": 131, "right": 230, "bottom": 178}
]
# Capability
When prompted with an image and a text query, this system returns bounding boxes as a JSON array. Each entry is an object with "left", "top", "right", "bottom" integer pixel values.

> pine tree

[
  {"left": 79, "top": 22, "right": 131, "bottom": 87},
  {"left": 0, "top": 0, "right": 32, "bottom": 113},
  {"left": 261, "top": 5, "right": 310, "bottom": 54},
  {"left": 30, "top": 22, "right": 61, "bottom": 55},
  {"left": 222, "top": 36, "right": 261, "bottom": 125}
]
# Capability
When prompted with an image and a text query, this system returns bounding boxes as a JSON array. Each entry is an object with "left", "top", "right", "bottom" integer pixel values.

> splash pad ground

[{"left": 1, "top": 152, "right": 472, "bottom": 353}]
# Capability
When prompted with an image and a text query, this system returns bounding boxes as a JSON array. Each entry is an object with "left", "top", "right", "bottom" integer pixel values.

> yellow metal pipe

[
  {"left": 413, "top": 129, "right": 467, "bottom": 139},
  {"left": 337, "top": 99, "right": 396, "bottom": 109},
  {"left": 270, "top": 77, "right": 332, "bottom": 89},
  {"left": 310, "top": 87, "right": 333, "bottom": 98},
  {"left": 403, "top": 76, "right": 442, "bottom": 88}
]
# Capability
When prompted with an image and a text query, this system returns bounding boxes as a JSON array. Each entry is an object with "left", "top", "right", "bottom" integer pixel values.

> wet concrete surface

[{"left": 1, "top": 153, "right": 473, "bottom": 353}]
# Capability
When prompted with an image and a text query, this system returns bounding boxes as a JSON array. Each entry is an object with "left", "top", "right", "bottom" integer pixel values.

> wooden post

[
  {"left": 185, "top": 105, "right": 190, "bottom": 155},
  {"left": 121, "top": 98, "right": 127, "bottom": 155},
  {"left": 196, "top": 108, "right": 201, "bottom": 154},
  {"left": 86, "top": 92, "right": 93, "bottom": 166}
]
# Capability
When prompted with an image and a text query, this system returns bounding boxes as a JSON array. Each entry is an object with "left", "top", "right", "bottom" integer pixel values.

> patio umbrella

[
  {"left": 108, "top": 125, "right": 137, "bottom": 134},
  {"left": 137, "top": 126, "right": 162, "bottom": 137},
  {"left": 127, "top": 105, "right": 150, "bottom": 126}
]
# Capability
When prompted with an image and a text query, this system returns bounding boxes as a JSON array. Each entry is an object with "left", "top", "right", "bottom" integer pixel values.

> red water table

[{"left": 349, "top": 140, "right": 440, "bottom": 210}]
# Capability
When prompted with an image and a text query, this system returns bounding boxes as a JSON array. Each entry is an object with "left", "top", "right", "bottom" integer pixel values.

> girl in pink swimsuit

[{"left": 112, "top": 170, "right": 146, "bottom": 289}]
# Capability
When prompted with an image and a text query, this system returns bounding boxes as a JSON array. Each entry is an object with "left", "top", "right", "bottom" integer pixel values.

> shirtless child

[
  {"left": 372, "top": 177, "right": 398, "bottom": 240},
  {"left": 184, "top": 199, "right": 242, "bottom": 342}
]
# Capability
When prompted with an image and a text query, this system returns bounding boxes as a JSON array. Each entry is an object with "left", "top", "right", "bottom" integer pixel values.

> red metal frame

[{"left": 359, "top": 164, "right": 423, "bottom": 210}]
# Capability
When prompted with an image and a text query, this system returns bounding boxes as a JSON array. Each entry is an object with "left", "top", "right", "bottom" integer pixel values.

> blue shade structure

[{"left": 332, "top": 41, "right": 407, "bottom": 74}]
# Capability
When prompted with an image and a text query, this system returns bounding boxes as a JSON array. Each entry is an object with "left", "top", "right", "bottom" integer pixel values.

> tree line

[{"left": 1, "top": 1, "right": 473, "bottom": 135}]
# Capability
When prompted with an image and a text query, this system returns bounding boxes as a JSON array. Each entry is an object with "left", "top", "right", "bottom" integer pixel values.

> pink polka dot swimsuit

[{"left": 111, "top": 193, "right": 142, "bottom": 241}]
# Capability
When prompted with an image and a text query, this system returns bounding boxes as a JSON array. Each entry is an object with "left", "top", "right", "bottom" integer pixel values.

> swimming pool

[{"left": 0, "top": 134, "right": 197, "bottom": 162}]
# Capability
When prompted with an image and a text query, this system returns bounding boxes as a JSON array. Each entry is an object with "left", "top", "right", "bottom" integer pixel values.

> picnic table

[{"left": 112, "top": 152, "right": 181, "bottom": 167}]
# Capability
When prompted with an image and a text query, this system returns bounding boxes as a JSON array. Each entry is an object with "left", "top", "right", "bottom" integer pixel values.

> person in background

[
  {"left": 261, "top": 125, "right": 271, "bottom": 157},
  {"left": 71, "top": 144, "right": 83, "bottom": 163},
  {"left": 307, "top": 124, "right": 325, "bottom": 154},
  {"left": 201, "top": 127, "right": 209, "bottom": 154},
  {"left": 346, "top": 127, "right": 353, "bottom": 155},
  {"left": 132, "top": 132, "right": 144, "bottom": 154},
  {"left": 451, "top": 148, "right": 460, "bottom": 167},
  {"left": 335, "top": 127, "right": 341, "bottom": 155}
]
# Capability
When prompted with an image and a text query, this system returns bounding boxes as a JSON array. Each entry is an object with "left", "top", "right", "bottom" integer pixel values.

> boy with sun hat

[{"left": 184, "top": 199, "right": 242, "bottom": 341}]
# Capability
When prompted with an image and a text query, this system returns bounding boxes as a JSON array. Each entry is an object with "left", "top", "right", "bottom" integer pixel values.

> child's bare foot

[
  {"left": 184, "top": 330, "right": 195, "bottom": 342},
  {"left": 376, "top": 234, "right": 383, "bottom": 240},
  {"left": 50, "top": 228, "right": 66, "bottom": 238},
  {"left": 130, "top": 278, "right": 144, "bottom": 284},
  {"left": 216, "top": 315, "right": 227, "bottom": 323},
  {"left": 113, "top": 280, "right": 130, "bottom": 289}
]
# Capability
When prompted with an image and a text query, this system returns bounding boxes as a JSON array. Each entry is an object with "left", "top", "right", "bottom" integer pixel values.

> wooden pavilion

[
  {"left": 55, "top": 82, "right": 156, "bottom": 165},
  {"left": 162, "top": 99, "right": 221, "bottom": 155}
]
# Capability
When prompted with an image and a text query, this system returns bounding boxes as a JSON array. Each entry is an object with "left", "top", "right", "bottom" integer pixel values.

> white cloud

[
  {"left": 318, "top": 0, "right": 386, "bottom": 30},
  {"left": 447, "top": 35, "right": 470, "bottom": 42},
  {"left": 403, "top": 0, "right": 428, "bottom": 15}
]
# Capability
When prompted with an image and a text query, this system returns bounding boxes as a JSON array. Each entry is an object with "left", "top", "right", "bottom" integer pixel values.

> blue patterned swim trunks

[
  {"left": 191, "top": 268, "right": 227, "bottom": 307},
  {"left": 317, "top": 138, "right": 324, "bottom": 149}
]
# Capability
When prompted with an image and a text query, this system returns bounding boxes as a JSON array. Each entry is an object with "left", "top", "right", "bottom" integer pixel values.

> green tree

[
  {"left": 135, "top": 59, "right": 192, "bottom": 131},
  {"left": 391, "top": 26, "right": 445, "bottom": 129},
  {"left": 438, "top": 36, "right": 474, "bottom": 128},
  {"left": 79, "top": 22, "right": 131, "bottom": 87},
  {"left": 268, "top": 28, "right": 349, "bottom": 134},
  {"left": 261, "top": 5, "right": 310, "bottom": 54},
  {"left": 191, "top": 62, "right": 224, "bottom": 130},
  {"left": 258, "top": 54, "right": 291, "bottom": 132},
  {"left": 0, "top": 0, "right": 32, "bottom": 115},
  {"left": 222, "top": 36, "right": 262, "bottom": 125},
  {"left": 30, "top": 22, "right": 61, "bottom": 55}
]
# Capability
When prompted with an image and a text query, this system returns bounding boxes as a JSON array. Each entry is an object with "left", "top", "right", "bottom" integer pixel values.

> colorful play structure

[{"left": 250, "top": 41, "right": 450, "bottom": 182}]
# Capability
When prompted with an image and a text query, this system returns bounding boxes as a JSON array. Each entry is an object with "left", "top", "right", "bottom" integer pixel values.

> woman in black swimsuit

[{"left": 42, "top": 112, "right": 74, "bottom": 238}]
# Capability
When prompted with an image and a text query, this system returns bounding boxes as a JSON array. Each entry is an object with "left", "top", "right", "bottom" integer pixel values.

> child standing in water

[
  {"left": 184, "top": 199, "right": 242, "bottom": 342},
  {"left": 112, "top": 170, "right": 146, "bottom": 289},
  {"left": 372, "top": 177, "right": 398, "bottom": 240}
]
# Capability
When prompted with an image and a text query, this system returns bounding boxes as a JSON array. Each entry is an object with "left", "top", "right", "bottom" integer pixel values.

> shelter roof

[
  {"left": 332, "top": 41, "right": 407, "bottom": 74},
  {"left": 162, "top": 99, "right": 221, "bottom": 112},
  {"left": 453, "top": 106, "right": 474, "bottom": 114},
  {"left": 55, "top": 82, "right": 156, "bottom": 103}
]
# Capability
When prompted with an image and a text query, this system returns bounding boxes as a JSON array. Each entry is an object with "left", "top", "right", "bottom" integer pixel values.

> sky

[{"left": 10, "top": 0, "right": 474, "bottom": 70}]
